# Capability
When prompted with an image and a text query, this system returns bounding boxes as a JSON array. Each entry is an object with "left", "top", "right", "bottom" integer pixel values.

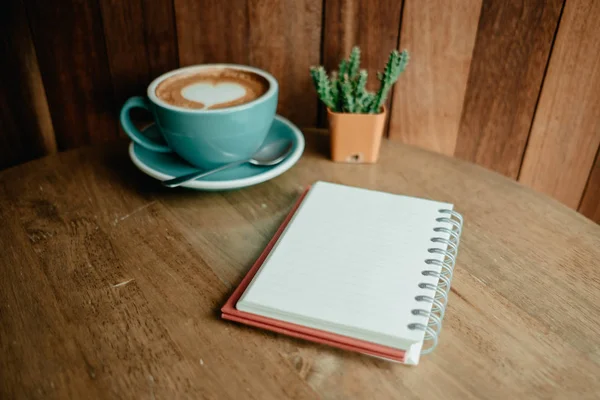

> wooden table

[{"left": 1, "top": 131, "right": 599, "bottom": 399}]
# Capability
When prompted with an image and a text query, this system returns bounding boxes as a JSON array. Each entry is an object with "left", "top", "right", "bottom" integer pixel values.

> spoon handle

[{"left": 162, "top": 159, "right": 248, "bottom": 188}]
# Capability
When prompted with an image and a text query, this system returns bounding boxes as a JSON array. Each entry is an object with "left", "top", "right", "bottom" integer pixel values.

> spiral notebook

[{"left": 221, "top": 181, "right": 463, "bottom": 365}]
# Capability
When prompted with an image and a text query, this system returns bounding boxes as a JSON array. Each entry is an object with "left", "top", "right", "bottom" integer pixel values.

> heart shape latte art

[{"left": 180, "top": 82, "right": 247, "bottom": 109}]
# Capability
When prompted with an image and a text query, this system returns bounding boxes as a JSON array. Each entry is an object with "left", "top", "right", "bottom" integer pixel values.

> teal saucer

[{"left": 128, "top": 115, "right": 305, "bottom": 190}]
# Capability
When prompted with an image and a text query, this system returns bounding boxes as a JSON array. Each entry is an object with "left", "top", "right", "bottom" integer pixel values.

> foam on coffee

[{"left": 155, "top": 68, "right": 269, "bottom": 110}]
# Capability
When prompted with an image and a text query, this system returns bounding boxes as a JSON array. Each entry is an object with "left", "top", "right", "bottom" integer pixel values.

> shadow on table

[{"left": 99, "top": 143, "right": 218, "bottom": 199}]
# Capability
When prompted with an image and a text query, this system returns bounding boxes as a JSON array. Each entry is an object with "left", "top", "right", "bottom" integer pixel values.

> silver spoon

[{"left": 162, "top": 139, "right": 294, "bottom": 188}]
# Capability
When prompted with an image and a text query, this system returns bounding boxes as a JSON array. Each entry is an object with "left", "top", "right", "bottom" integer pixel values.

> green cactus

[
  {"left": 354, "top": 70, "right": 369, "bottom": 113},
  {"left": 309, "top": 66, "right": 336, "bottom": 110},
  {"left": 347, "top": 47, "right": 361, "bottom": 79},
  {"left": 338, "top": 59, "right": 348, "bottom": 77},
  {"left": 310, "top": 46, "right": 409, "bottom": 114},
  {"left": 330, "top": 71, "right": 340, "bottom": 111},
  {"left": 364, "top": 93, "right": 376, "bottom": 112},
  {"left": 369, "top": 50, "right": 409, "bottom": 113},
  {"left": 340, "top": 74, "right": 355, "bottom": 112}
]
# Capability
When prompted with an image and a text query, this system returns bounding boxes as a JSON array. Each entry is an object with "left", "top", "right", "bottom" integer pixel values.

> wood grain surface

[
  {"left": 99, "top": 0, "right": 179, "bottom": 134},
  {"left": 174, "top": 0, "right": 250, "bottom": 65},
  {"left": 1, "top": 131, "right": 599, "bottom": 399},
  {"left": 140, "top": 0, "right": 180, "bottom": 78},
  {"left": 99, "top": 0, "right": 151, "bottom": 127},
  {"left": 2, "top": 0, "right": 599, "bottom": 223},
  {"left": 388, "top": 0, "right": 482, "bottom": 156},
  {"left": 24, "top": 0, "right": 118, "bottom": 149},
  {"left": 175, "top": 0, "right": 322, "bottom": 127},
  {"left": 454, "top": 0, "right": 564, "bottom": 178},
  {"left": 518, "top": 0, "right": 600, "bottom": 210},
  {"left": 247, "top": 0, "right": 323, "bottom": 127},
  {"left": 578, "top": 148, "right": 600, "bottom": 223},
  {"left": 322, "top": 0, "right": 403, "bottom": 126},
  {"left": 0, "top": 0, "right": 56, "bottom": 169}
]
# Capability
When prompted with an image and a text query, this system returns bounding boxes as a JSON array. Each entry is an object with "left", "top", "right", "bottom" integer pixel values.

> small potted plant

[{"left": 310, "top": 47, "right": 409, "bottom": 163}]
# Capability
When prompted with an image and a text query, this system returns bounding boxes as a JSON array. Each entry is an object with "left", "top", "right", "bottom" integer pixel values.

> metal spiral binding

[{"left": 407, "top": 209, "right": 464, "bottom": 355}]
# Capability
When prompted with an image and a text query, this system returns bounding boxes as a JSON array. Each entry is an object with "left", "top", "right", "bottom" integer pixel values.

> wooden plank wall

[
  {"left": 1, "top": 0, "right": 599, "bottom": 222},
  {"left": 519, "top": 0, "right": 600, "bottom": 211},
  {"left": 454, "top": 0, "right": 563, "bottom": 179},
  {"left": 389, "top": 0, "right": 482, "bottom": 156},
  {"left": 0, "top": 0, "right": 56, "bottom": 166}
]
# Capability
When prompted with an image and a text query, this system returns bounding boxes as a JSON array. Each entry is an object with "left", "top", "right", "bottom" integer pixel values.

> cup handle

[{"left": 120, "top": 96, "right": 171, "bottom": 153}]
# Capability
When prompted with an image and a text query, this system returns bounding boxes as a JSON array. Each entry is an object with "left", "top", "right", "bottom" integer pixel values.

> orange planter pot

[{"left": 327, "top": 107, "right": 387, "bottom": 163}]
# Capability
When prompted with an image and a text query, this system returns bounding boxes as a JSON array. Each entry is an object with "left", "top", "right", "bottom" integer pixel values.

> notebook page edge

[{"left": 237, "top": 300, "right": 419, "bottom": 351}]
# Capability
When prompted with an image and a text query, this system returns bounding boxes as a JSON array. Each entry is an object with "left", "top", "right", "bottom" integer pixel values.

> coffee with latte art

[{"left": 155, "top": 68, "right": 269, "bottom": 110}]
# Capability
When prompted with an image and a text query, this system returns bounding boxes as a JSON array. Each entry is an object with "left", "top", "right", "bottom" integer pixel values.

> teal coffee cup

[{"left": 120, "top": 64, "right": 278, "bottom": 170}]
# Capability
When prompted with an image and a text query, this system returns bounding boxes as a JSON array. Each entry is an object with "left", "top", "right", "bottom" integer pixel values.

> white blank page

[{"left": 237, "top": 181, "right": 453, "bottom": 349}]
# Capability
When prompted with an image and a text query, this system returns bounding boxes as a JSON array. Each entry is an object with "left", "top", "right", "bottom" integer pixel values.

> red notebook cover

[{"left": 221, "top": 187, "right": 409, "bottom": 363}]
